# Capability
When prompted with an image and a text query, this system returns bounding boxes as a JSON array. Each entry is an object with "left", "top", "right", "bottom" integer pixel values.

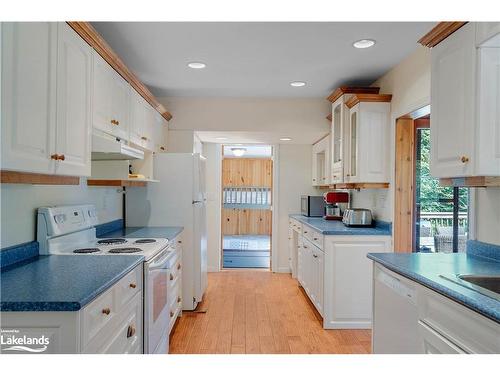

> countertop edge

[
  {"left": 290, "top": 215, "right": 392, "bottom": 236},
  {"left": 0, "top": 255, "right": 144, "bottom": 312},
  {"left": 367, "top": 254, "right": 500, "bottom": 324}
]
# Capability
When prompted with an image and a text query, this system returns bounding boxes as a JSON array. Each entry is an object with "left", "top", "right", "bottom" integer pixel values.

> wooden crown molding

[
  {"left": 418, "top": 22, "right": 468, "bottom": 48},
  {"left": 67, "top": 22, "right": 172, "bottom": 122},
  {"left": 326, "top": 113, "right": 332, "bottom": 122},
  {"left": 326, "top": 86, "right": 380, "bottom": 103},
  {"left": 345, "top": 93, "right": 392, "bottom": 109},
  {"left": 0, "top": 171, "right": 79, "bottom": 185}
]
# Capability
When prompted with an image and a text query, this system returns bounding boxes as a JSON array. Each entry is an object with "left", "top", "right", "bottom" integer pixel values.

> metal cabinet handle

[
  {"left": 177, "top": 296, "right": 182, "bottom": 303},
  {"left": 177, "top": 263, "right": 181, "bottom": 270},
  {"left": 169, "top": 274, "right": 174, "bottom": 281},
  {"left": 111, "top": 119, "right": 119, "bottom": 125},
  {"left": 141, "top": 136, "right": 148, "bottom": 141},
  {"left": 160, "top": 146, "right": 165, "bottom": 151},
  {"left": 129, "top": 283, "right": 137, "bottom": 289},
  {"left": 127, "top": 325, "right": 136, "bottom": 338},
  {"left": 102, "top": 308, "right": 111, "bottom": 315},
  {"left": 177, "top": 240, "right": 182, "bottom": 244},
  {"left": 58, "top": 154, "right": 65, "bottom": 161},
  {"left": 304, "top": 231, "right": 308, "bottom": 234},
  {"left": 461, "top": 156, "right": 470, "bottom": 163},
  {"left": 312, "top": 254, "right": 318, "bottom": 258},
  {"left": 50, "top": 154, "right": 65, "bottom": 161},
  {"left": 313, "top": 237, "right": 318, "bottom": 241},
  {"left": 170, "top": 311, "right": 174, "bottom": 318}
]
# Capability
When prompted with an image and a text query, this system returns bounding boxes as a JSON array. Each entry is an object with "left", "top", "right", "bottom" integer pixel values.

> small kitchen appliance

[
  {"left": 301, "top": 195, "right": 325, "bottom": 217},
  {"left": 323, "top": 191, "right": 349, "bottom": 220},
  {"left": 37, "top": 204, "right": 173, "bottom": 354},
  {"left": 342, "top": 208, "right": 373, "bottom": 226}
]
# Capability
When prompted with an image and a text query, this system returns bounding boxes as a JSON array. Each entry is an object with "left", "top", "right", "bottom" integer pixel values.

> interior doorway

[
  {"left": 220, "top": 145, "right": 273, "bottom": 269},
  {"left": 394, "top": 106, "right": 469, "bottom": 253}
]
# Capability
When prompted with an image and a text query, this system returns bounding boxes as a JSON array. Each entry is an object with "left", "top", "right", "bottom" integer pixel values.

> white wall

[
  {"left": 275, "top": 144, "right": 318, "bottom": 272},
  {"left": 203, "top": 143, "right": 222, "bottom": 272},
  {"left": 0, "top": 181, "right": 122, "bottom": 248}
]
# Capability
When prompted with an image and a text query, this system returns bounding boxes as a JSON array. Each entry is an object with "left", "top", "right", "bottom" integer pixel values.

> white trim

[
  {"left": 271, "top": 144, "right": 280, "bottom": 273},
  {"left": 276, "top": 266, "right": 291, "bottom": 273}
]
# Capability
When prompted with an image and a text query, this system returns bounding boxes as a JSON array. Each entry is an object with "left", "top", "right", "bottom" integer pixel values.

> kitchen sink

[
  {"left": 458, "top": 275, "right": 500, "bottom": 294},
  {"left": 439, "top": 274, "right": 500, "bottom": 301}
]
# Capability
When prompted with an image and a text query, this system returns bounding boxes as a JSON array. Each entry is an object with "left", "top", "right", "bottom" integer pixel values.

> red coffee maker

[{"left": 323, "top": 191, "right": 349, "bottom": 220}]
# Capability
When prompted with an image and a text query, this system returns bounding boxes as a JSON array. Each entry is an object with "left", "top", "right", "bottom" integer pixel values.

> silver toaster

[{"left": 342, "top": 208, "right": 373, "bottom": 226}]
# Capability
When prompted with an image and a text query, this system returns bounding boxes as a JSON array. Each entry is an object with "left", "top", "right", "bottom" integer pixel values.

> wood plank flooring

[{"left": 169, "top": 271, "right": 371, "bottom": 354}]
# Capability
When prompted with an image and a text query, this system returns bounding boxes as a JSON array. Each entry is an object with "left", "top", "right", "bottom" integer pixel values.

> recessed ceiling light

[
  {"left": 231, "top": 148, "right": 246, "bottom": 157},
  {"left": 352, "top": 39, "right": 376, "bottom": 49},
  {"left": 187, "top": 62, "right": 206, "bottom": 69},
  {"left": 290, "top": 81, "right": 306, "bottom": 87},
  {"left": 280, "top": 137, "right": 292, "bottom": 141},
  {"left": 216, "top": 137, "right": 228, "bottom": 140}
]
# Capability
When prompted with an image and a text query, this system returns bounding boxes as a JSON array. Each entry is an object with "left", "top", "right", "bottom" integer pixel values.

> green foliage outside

[{"left": 416, "top": 129, "right": 469, "bottom": 213}]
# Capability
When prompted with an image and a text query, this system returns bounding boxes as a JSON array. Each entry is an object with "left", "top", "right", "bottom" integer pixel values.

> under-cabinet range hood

[{"left": 91, "top": 131, "right": 144, "bottom": 160}]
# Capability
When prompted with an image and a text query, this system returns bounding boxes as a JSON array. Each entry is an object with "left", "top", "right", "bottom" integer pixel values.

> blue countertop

[
  {"left": 0, "top": 255, "right": 143, "bottom": 312},
  {"left": 289, "top": 214, "right": 392, "bottom": 236},
  {"left": 98, "top": 226, "right": 184, "bottom": 240},
  {"left": 368, "top": 244, "right": 500, "bottom": 323}
]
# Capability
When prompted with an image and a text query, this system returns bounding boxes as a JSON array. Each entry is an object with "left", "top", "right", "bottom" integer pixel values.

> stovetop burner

[
  {"left": 108, "top": 247, "right": 143, "bottom": 254},
  {"left": 73, "top": 248, "right": 100, "bottom": 254},
  {"left": 97, "top": 238, "right": 127, "bottom": 245},
  {"left": 134, "top": 239, "right": 157, "bottom": 244}
]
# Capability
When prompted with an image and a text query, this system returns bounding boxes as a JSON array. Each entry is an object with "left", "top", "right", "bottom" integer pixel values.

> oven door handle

[{"left": 148, "top": 248, "right": 171, "bottom": 270}]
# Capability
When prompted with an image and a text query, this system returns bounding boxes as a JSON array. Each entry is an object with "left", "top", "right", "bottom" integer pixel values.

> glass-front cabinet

[
  {"left": 331, "top": 99, "right": 344, "bottom": 183},
  {"left": 312, "top": 134, "right": 331, "bottom": 186}
]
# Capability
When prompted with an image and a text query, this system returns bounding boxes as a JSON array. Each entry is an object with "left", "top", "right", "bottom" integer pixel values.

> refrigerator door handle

[{"left": 192, "top": 200, "right": 202, "bottom": 204}]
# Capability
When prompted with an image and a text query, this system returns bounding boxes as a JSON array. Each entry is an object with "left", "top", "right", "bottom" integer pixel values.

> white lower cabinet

[
  {"left": 0, "top": 265, "right": 143, "bottom": 354},
  {"left": 323, "top": 236, "right": 391, "bottom": 329},
  {"left": 372, "top": 264, "right": 500, "bottom": 354},
  {"left": 167, "top": 233, "right": 183, "bottom": 334},
  {"left": 293, "top": 220, "right": 391, "bottom": 328}
]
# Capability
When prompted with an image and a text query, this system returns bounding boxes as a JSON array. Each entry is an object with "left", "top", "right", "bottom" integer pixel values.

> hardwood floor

[{"left": 169, "top": 271, "right": 371, "bottom": 354}]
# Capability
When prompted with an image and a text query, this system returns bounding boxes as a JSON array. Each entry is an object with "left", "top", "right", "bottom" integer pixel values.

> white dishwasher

[{"left": 372, "top": 263, "right": 420, "bottom": 354}]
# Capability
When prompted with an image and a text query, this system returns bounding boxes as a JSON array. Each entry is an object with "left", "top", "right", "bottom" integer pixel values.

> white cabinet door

[
  {"left": 153, "top": 111, "right": 166, "bottom": 152},
  {"left": 418, "top": 321, "right": 467, "bottom": 354},
  {"left": 110, "top": 72, "right": 130, "bottom": 141},
  {"left": 323, "top": 236, "right": 391, "bottom": 329},
  {"left": 346, "top": 105, "right": 359, "bottom": 182},
  {"left": 311, "top": 245, "right": 324, "bottom": 315},
  {"left": 92, "top": 50, "right": 113, "bottom": 135},
  {"left": 129, "top": 87, "right": 144, "bottom": 146},
  {"left": 311, "top": 136, "right": 330, "bottom": 186},
  {"left": 430, "top": 23, "right": 476, "bottom": 177},
  {"left": 54, "top": 23, "right": 92, "bottom": 176},
  {"left": 331, "top": 98, "right": 344, "bottom": 183},
  {"left": 1, "top": 22, "right": 57, "bottom": 174}
]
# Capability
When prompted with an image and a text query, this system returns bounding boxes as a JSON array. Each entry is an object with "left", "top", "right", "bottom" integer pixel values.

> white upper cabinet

[
  {"left": 1, "top": 22, "right": 92, "bottom": 177},
  {"left": 153, "top": 112, "right": 167, "bottom": 152},
  {"left": 430, "top": 22, "right": 500, "bottom": 178},
  {"left": 92, "top": 50, "right": 130, "bottom": 141},
  {"left": 312, "top": 135, "right": 331, "bottom": 186},
  {"left": 346, "top": 100, "right": 391, "bottom": 183},
  {"left": 330, "top": 97, "right": 345, "bottom": 184},
  {"left": 1, "top": 22, "right": 57, "bottom": 174},
  {"left": 55, "top": 23, "right": 92, "bottom": 176},
  {"left": 129, "top": 88, "right": 155, "bottom": 151}
]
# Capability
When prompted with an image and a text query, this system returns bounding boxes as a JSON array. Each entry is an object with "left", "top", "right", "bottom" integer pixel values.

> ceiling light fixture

[
  {"left": 231, "top": 147, "right": 246, "bottom": 157},
  {"left": 352, "top": 39, "right": 376, "bottom": 49},
  {"left": 280, "top": 137, "right": 292, "bottom": 141},
  {"left": 187, "top": 62, "right": 206, "bottom": 69},
  {"left": 290, "top": 81, "right": 306, "bottom": 87}
]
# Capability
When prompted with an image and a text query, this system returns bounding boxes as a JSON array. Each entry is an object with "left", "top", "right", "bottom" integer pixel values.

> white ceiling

[{"left": 92, "top": 22, "right": 435, "bottom": 98}]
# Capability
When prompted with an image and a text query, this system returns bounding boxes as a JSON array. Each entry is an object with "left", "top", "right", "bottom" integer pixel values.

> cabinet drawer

[
  {"left": 83, "top": 292, "right": 142, "bottom": 354},
  {"left": 168, "top": 276, "right": 181, "bottom": 311},
  {"left": 81, "top": 284, "right": 116, "bottom": 347},
  {"left": 418, "top": 320, "right": 466, "bottom": 354},
  {"left": 115, "top": 266, "right": 143, "bottom": 311},
  {"left": 417, "top": 284, "right": 500, "bottom": 353},
  {"left": 302, "top": 226, "right": 323, "bottom": 249},
  {"left": 289, "top": 218, "right": 302, "bottom": 232}
]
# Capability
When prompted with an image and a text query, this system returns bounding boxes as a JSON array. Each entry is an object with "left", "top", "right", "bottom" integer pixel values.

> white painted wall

[
  {"left": 203, "top": 143, "right": 222, "bottom": 272},
  {"left": 275, "top": 144, "right": 318, "bottom": 272},
  {"left": 0, "top": 181, "right": 122, "bottom": 248}
]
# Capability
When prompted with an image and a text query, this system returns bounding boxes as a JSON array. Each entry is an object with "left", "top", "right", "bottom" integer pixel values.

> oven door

[{"left": 145, "top": 248, "right": 171, "bottom": 354}]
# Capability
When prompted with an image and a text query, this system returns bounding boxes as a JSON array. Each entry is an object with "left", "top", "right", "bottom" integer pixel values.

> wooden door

[
  {"left": 222, "top": 158, "right": 272, "bottom": 187},
  {"left": 1, "top": 22, "right": 57, "bottom": 174},
  {"left": 55, "top": 23, "right": 92, "bottom": 176}
]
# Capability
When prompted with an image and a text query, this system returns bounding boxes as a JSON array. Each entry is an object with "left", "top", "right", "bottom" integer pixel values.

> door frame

[{"left": 218, "top": 146, "right": 276, "bottom": 271}]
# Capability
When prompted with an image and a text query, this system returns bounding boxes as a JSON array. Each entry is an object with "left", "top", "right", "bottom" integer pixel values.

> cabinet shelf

[
  {"left": 87, "top": 178, "right": 158, "bottom": 187},
  {"left": 0, "top": 171, "right": 80, "bottom": 185},
  {"left": 439, "top": 176, "right": 500, "bottom": 187}
]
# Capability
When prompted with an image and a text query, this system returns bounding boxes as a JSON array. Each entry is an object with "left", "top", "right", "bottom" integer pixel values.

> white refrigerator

[{"left": 126, "top": 153, "right": 208, "bottom": 311}]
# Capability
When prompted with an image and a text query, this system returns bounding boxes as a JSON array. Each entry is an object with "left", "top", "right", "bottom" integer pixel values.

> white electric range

[{"left": 37, "top": 204, "right": 173, "bottom": 354}]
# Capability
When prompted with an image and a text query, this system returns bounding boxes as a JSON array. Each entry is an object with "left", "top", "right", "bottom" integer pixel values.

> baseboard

[
  {"left": 207, "top": 266, "right": 220, "bottom": 273},
  {"left": 323, "top": 320, "right": 372, "bottom": 329},
  {"left": 275, "top": 266, "right": 291, "bottom": 273}
]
